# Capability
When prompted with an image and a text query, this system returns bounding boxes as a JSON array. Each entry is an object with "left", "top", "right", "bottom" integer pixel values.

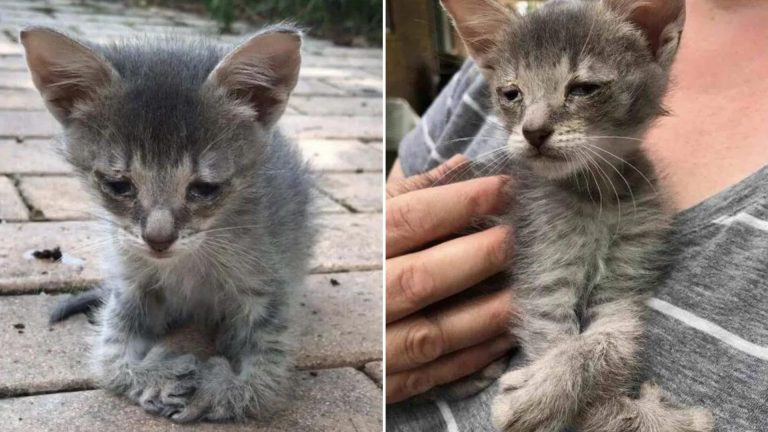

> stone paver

[
  {"left": 0, "top": 111, "right": 60, "bottom": 138},
  {"left": 317, "top": 173, "right": 383, "bottom": 212},
  {"left": 0, "top": 368, "right": 380, "bottom": 431},
  {"left": 0, "top": 89, "right": 45, "bottom": 110},
  {"left": 364, "top": 362, "right": 383, "bottom": 387},
  {"left": 18, "top": 176, "right": 92, "bottom": 220},
  {"left": 0, "top": 55, "right": 28, "bottom": 71},
  {"left": 291, "top": 96, "right": 381, "bottom": 116},
  {"left": 0, "top": 214, "right": 380, "bottom": 293},
  {"left": 0, "top": 139, "right": 71, "bottom": 175},
  {"left": 0, "top": 176, "right": 27, "bottom": 221},
  {"left": 0, "top": 271, "right": 380, "bottom": 395},
  {"left": 299, "top": 139, "right": 382, "bottom": 172},
  {"left": 313, "top": 213, "right": 381, "bottom": 273},
  {"left": 0, "top": 71, "right": 31, "bottom": 89},
  {"left": 282, "top": 115, "right": 381, "bottom": 140}
]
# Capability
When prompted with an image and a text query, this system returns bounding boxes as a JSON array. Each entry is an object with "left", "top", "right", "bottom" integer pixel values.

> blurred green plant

[{"left": 204, "top": 0, "right": 382, "bottom": 45}]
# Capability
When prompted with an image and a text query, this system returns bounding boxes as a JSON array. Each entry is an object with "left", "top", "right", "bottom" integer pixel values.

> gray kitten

[
  {"left": 21, "top": 26, "right": 313, "bottom": 423},
  {"left": 442, "top": 0, "right": 713, "bottom": 431}
]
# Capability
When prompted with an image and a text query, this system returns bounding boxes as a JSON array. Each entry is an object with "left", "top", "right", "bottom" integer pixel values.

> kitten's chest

[{"left": 510, "top": 180, "right": 619, "bottom": 284}]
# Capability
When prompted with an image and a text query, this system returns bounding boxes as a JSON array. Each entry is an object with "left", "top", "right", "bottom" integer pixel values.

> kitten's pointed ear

[
  {"left": 20, "top": 27, "right": 117, "bottom": 124},
  {"left": 441, "top": 0, "right": 518, "bottom": 71},
  {"left": 206, "top": 26, "right": 302, "bottom": 127},
  {"left": 604, "top": 0, "right": 685, "bottom": 69}
]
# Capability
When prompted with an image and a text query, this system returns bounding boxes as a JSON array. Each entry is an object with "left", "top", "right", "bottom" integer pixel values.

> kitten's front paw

[
  {"left": 638, "top": 382, "right": 714, "bottom": 432},
  {"left": 168, "top": 357, "right": 242, "bottom": 423},
  {"left": 134, "top": 354, "right": 200, "bottom": 418},
  {"left": 491, "top": 367, "right": 569, "bottom": 432}
]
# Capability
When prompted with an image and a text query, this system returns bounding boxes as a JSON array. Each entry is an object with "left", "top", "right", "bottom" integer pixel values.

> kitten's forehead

[{"left": 503, "top": 2, "right": 640, "bottom": 77}]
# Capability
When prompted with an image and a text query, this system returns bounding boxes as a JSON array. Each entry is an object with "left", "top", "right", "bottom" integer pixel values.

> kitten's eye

[
  {"left": 104, "top": 179, "right": 135, "bottom": 197},
  {"left": 498, "top": 86, "right": 522, "bottom": 102},
  {"left": 568, "top": 83, "right": 601, "bottom": 97},
  {"left": 187, "top": 182, "right": 221, "bottom": 201}
]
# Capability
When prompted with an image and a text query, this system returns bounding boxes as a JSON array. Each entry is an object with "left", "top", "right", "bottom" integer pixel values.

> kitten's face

[
  {"left": 443, "top": 0, "right": 684, "bottom": 179},
  {"left": 21, "top": 27, "right": 302, "bottom": 260},
  {"left": 67, "top": 93, "right": 260, "bottom": 260}
]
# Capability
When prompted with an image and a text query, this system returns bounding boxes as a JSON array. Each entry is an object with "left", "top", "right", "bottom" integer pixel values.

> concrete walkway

[{"left": 0, "top": 1, "right": 382, "bottom": 430}]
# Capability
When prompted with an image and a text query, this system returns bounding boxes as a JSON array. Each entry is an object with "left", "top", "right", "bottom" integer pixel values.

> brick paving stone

[
  {"left": 310, "top": 188, "right": 347, "bottom": 213},
  {"left": 0, "top": 271, "right": 380, "bottom": 396},
  {"left": 299, "top": 66, "right": 374, "bottom": 80},
  {"left": 312, "top": 213, "right": 381, "bottom": 273},
  {"left": 293, "top": 78, "right": 347, "bottom": 96},
  {"left": 0, "top": 111, "right": 60, "bottom": 138},
  {"left": 281, "top": 115, "right": 381, "bottom": 140},
  {"left": 299, "top": 139, "right": 382, "bottom": 172},
  {"left": 0, "top": 71, "right": 32, "bottom": 89},
  {"left": 0, "top": 214, "right": 380, "bottom": 293},
  {"left": 290, "top": 96, "right": 381, "bottom": 116},
  {"left": 317, "top": 173, "right": 383, "bottom": 212},
  {"left": 323, "top": 77, "right": 383, "bottom": 96},
  {"left": 364, "top": 361, "right": 383, "bottom": 387},
  {"left": 0, "top": 176, "right": 27, "bottom": 221},
  {"left": 0, "top": 139, "right": 71, "bottom": 175},
  {"left": 0, "top": 294, "right": 91, "bottom": 397},
  {"left": 0, "top": 221, "right": 103, "bottom": 293},
  {"left": 0, "top": 368, "right": 380, "bottom": 431},
  {"left": 0, "top": 55, "right": 27, "bottom": 71},
  {"left": 298, "top": 271, "right": 382, "bottom": 369},
  {"left": 303, "top": 55, "right": 382, "bottom": 70},
  {"left": 18, "top": 176, "right": 93, "bottom": 220},
  {"left": 0, "top": 89, "right": 45, "bottom": 110}
]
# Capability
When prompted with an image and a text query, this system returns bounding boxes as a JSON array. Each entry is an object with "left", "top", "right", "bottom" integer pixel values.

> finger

[
  {"left": 386, "top": 175, "right": 511, "bottom": 258},
  {"left": 387, "top": 226, "right": 510, "bottom": 322},
  {"left": 386, "top": 154, "right": 468, "bottom": 198},
  {"left": 386, "top": 334, "right": 516, "bottom": 404},
  {"left": 386, "top": 288, "right": 513, "bottom": 373}
]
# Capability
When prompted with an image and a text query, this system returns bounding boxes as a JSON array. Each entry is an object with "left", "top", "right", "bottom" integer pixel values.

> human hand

[{"left": 386, "top": 156, "right": 517, "bottom": 404}]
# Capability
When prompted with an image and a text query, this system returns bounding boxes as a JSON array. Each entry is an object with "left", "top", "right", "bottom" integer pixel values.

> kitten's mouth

[
  {"left": 147, "top": 249, "right": 174, "bottom": 259},
  {"left": 524, "top": 147, "right": 566, "bottom": 162}
]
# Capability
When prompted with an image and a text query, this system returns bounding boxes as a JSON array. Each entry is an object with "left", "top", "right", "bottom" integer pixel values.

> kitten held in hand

[
  {"left": 21, "top": 26, "right": 313, "bottom": 422},
  {"left": 442, "top": 0, "right": 713, "bottom": 431}
]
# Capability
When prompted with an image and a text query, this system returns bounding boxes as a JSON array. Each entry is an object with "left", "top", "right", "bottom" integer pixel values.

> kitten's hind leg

[{"left": 578, "top": 382, "right": 714, "bottom": 432}]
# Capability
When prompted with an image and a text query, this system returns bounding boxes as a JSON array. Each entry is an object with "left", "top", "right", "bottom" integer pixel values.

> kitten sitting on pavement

[
  {"left": 440, "top": 0, "right": 714, "bottom": 431},
  {"left": 21, "top": 25, "right": 313, "bottom": 423}
]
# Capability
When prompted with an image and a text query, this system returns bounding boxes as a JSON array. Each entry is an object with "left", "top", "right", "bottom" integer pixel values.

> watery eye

[
  {"left": 568, "top": 83, "right": 601, "bottom": 97},
  {"left": 187, "top": 182, "right": 221, "bottom": 201},
  {"left": 104, "top": 179, "right": 135, "bottom": 197},
  {"left": 498, "top": 87, "right": 521, "bottom": 102}
]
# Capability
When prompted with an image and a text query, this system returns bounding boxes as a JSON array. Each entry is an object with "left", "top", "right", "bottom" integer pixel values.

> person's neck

[{"left": 644, "top": 0, "right": 768, "bottom": 212}]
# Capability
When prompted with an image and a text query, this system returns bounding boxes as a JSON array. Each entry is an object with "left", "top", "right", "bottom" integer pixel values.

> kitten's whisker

[
  {"left": 582, "top": 145, "right": 638, "bottom": 217},
  {"left": 582, "top": 146, "right": 622, "bottom": 233},
  {"left": 585, "top": 143, "right": 658, "bottom": 195},
  {"left": 577, "top": 148, "right": 604, "bottom": 218}
]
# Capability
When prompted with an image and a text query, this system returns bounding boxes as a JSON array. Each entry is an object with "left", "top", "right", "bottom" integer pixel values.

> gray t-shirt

[{"left": 388, "top": 61, "right": 768, "bottom": 431}]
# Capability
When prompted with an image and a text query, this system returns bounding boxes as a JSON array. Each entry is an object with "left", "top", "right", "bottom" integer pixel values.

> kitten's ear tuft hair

[
  {"left": 440, "top": 0, "right": 518, "bottom": 72},
  {"left": 20, "top": 27, "right": 117, "bottom": 124},
  {"left": 206, "top": 25, "right": 302, "bottom": 127},
  {"left": 603, "top": 0, "right": 685, "bottom": 69}
]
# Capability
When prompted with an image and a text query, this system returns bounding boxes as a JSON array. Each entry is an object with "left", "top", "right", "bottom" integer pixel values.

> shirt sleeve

[{"left": 397, "top": 61, "right": 484, "bottom": 177}]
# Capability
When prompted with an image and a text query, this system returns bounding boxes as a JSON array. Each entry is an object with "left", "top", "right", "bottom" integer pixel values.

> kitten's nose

[
  {"left": 142, "top": 233, "right": 177, "bottom": 252},
  {"left": 142, "top": 209, "right": 177, "bottom": 253},
  {"left": 522, "top": 127, "right": 554, "bottom": 149}
]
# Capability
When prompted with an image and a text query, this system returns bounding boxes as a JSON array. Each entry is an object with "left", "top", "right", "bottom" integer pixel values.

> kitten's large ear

[
  {"left": 604, "top": 0, "right": 685, "bottom": 69},
  {"left": 205, "top": 26, "right": 302, "bottom": 127},
  {"left": 20, "top": 27, "right": 118, "bottom": 124},
  {"left": 441, "top": 0, "right": 518, "bottom": 72}
]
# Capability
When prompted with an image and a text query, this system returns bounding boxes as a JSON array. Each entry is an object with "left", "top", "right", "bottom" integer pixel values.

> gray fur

[
  {"left": 21, "top": 26, "right": 313, "bottom": 423},
  {"left": 442, "top": 0, "right": 713, "bottom": 431}
]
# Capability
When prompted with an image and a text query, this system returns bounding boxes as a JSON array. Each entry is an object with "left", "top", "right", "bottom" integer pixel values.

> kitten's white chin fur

[{"left": 524, "top": 153, "right": 586, "bottom": 180}]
